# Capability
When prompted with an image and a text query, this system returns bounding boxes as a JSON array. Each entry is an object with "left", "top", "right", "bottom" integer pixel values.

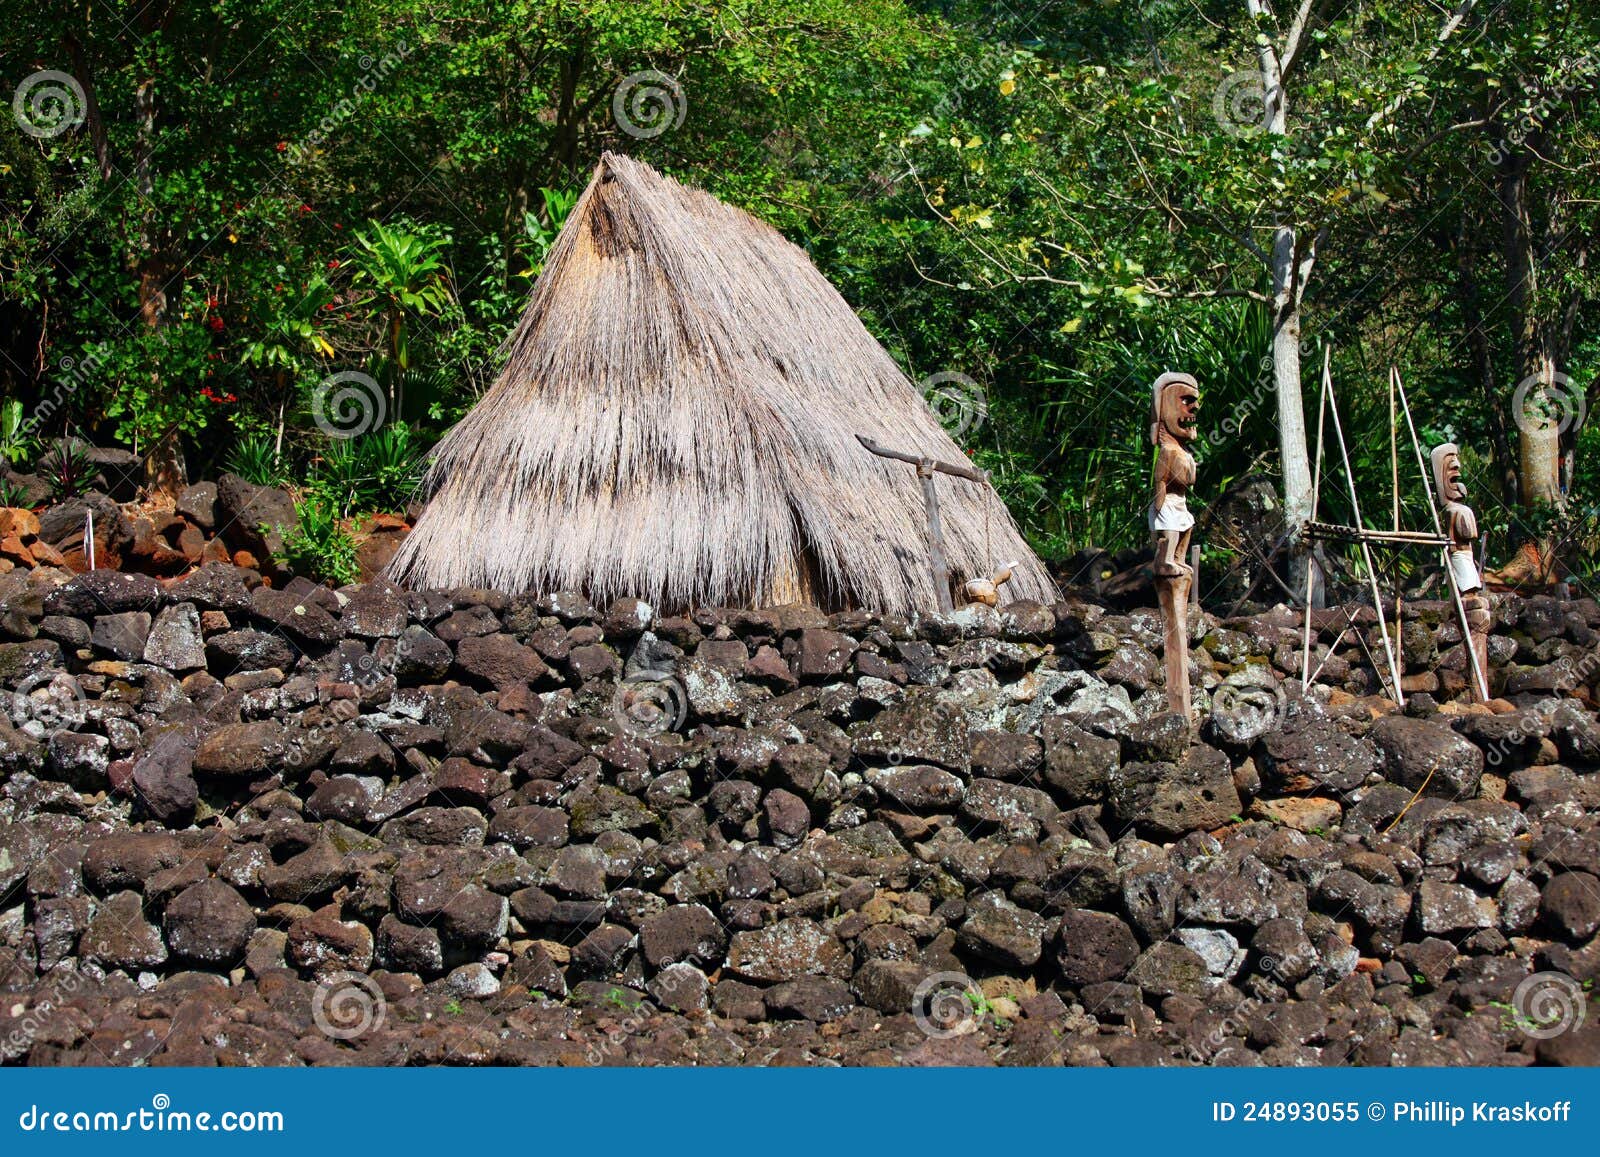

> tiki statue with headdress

[
  {"left": 1150, "top": 372, "right": 1200, "bottom": 577},
  {"left": 1149, "top": 371, "right": 1200, "bottom": 720},
  {"left": 1432, "top": 443, "right": 1491, "bottom": 700}
]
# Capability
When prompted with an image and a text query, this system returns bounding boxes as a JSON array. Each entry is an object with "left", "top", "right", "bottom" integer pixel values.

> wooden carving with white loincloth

[
  {"left": 1150, "top": 371, "right": 1201, "bottom": 719},
  {"left": 1432, "top": 443, "right": 1492, "bottom": 700},
  {"left": 1150, "top": 372, "right": 1200, "bottom": 577}
]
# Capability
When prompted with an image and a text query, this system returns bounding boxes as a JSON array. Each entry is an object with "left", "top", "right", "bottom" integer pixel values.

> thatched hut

[{"left": 387, "top": 153, "right": 1055, "bottom": 615}]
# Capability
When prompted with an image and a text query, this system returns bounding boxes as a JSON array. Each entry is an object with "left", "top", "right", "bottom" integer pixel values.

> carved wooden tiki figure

[
  {"left": 1150, "top": 371, "right": 1200, "bottom": 719},
  {"left": 1432, "top": 443, "right": 1491, "bottom": 700}
]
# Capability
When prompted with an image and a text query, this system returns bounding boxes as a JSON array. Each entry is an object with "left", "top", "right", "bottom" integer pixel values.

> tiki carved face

[
  {"left": 1431, "top": 443, "right": 1466, "bottom": 503},
  {"left": 1152, "top": 373, "right": 1200, "bottom": 445}
]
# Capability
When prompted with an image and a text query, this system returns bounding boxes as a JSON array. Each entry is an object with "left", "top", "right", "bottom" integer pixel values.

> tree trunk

[
  {"left": 1268, "top": 225, "right": 1319, "bottom": 601},
  {"left": 132, "top": 76, "right": 185, "bottom": 503},
  {"left": 1500, "top": 150, "right": 1563, "bottom": 509},
  {"left": 1247, "top": 0, "right": 1320, "bottom": 604},
  {"left": 1453, "top": 209, "right": 1519, "bottom": 504}
]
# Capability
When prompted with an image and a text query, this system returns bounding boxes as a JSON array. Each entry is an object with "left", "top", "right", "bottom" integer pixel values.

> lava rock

[
  {"left": 1371, "top": 715, "right": 1484, "bottom": 799},
  {"left": 1108, "top": 742, "right": 1241, "bottom": 839},
  {"left": 163, "top": 879, "right": 256, "bottom": 965}
]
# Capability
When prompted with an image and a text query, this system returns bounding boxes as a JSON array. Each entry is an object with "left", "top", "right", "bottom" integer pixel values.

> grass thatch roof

[{"left": 387, "top": 152, "right": 1056, "bottom": 615}]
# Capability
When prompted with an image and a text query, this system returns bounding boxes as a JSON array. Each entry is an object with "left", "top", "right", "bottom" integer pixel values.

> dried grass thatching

[{"left": 387, "top": 152, "right": 1056, "bottom": 615}]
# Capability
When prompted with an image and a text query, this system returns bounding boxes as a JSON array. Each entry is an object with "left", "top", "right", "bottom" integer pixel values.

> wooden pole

[
  {"left": 1390, "top": 367, "right": 1400, "bottom": 533},
  {"left": 1158, "top": 572, "right": 1192, "bottom": 721},
  {"left": 1301, "top": 359, "right": 1329, "bottom": 687},
  {"left": 1390, "top": 368, "right": 1403, "bottom": 651},
  {"left": 857, "top": 434, "right": 976, "bottom": 614},
  {"left": 918, "top": 461, "right": 954, "bottom": 614},
  {"left": 856, "top": 434, "right": 985, "bottom": 482},
  {"left": 1392, "top": 370, "right": 1491, "bottom": 702},
  {"left": 1325, "top": 353, "right": 1405, "bottom": 705}
]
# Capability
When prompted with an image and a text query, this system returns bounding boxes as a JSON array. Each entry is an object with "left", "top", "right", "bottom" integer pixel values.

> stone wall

[{"left": 0, "top": 564, "right": 1596, "bottom": 1066}]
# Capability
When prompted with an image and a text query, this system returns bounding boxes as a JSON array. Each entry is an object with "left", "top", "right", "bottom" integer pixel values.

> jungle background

[{"left": 2, "top": 0, "right": 1596, "bottom": 591}]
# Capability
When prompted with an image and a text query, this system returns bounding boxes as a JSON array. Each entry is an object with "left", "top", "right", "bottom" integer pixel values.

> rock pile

[
  {"left": 0, "top": 473, "right": 410, "bottom": 581},
  {"left": 0, "top": 566, "right": 1596, "bottom": 1066}
]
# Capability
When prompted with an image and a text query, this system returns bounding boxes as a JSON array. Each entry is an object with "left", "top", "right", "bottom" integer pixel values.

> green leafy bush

[
  {"left": 226, "top": 433, "right": 289, "bottom": 488},
  {"left": 281, "top": 495, "right": 361, "bottom": 586},
  {"left": 39, "top": 442, "right": 94, "bottom": 501}
]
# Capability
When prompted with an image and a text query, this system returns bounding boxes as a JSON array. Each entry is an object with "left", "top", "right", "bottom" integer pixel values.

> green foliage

[
  {"left": 0, "top": 0, "right": 1594, "bottom": 580},
  {"left": 0, "top": 478, "right": 32, "bottom": 509},
  {"left": 0, "top": 400, "right": 38, "bottom": 467},
  {"left": 305, "top": 425, "right": 424, "bottom": 518},
  {"left": 226, "top": 434, "right": 289, "bottom": 488},
  {"left": 39, "top": 442, "right": 94, "bottom": 501},
  {"left": 281, "top": 494, "right": 361, "bottom": 586}
]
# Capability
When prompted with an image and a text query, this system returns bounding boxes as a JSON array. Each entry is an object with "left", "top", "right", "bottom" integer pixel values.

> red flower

[
  {"left": 207, "top": 316, "right": 225, "bottom": 332},
  {"left": 299, "top": 203, "right": 312, "bottom": 214},
  {"left": 275, "top": 142, "right": 287, "bottom": 152},
  {"left": 326, "top": 259, "right": 340, "bottom": 269}
]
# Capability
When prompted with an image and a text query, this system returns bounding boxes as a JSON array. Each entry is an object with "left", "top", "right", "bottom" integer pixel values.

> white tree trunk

[
  {"left": 1248, "top": 0, "right": 1320, "bottom": 601},
  {"left": 1269, "top": 227, "right": 1319, "bottom": 600}
]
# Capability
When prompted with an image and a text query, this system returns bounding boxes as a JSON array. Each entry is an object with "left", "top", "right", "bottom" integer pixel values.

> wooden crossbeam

[
  {"left": 1304, "top": 520, "right": 1450, "bottom": 548},
  {"left": 856, "top": 433, "right": 983, "bottom": 613}
]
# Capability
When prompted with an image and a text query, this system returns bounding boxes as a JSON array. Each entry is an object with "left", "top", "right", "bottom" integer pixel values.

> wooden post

[
  {"left": 1158, "top": 572, "right": 1192, "bottom": 719},
  {"left": 1188, "top": 544, "right": 1200, "bottom": 608},
  {"left": 918, "top": 460, "right": 954, "bottom": 614},
  {"left": 856, "top": 434, "right": 983, "bottom": 614},
  {"left": 1301, "top": 364, "right": 1329, "bottom": 687}
]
